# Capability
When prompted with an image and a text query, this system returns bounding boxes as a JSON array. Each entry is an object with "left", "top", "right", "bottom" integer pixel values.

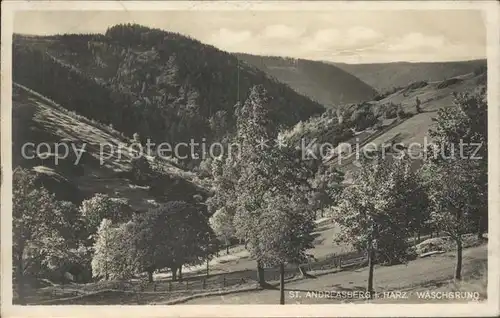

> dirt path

[{"left": 179, "top": 245, "right": 486, "bottom": 304}]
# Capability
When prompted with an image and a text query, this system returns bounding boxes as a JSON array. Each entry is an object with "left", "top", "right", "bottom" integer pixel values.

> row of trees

[
  {"left": 332, "top": 87, "right": 487, "bottom": 297},
  {"left": 92, "top": 201, "right": 215, "bottom": 283},
  {"left": 12, "top": 168, "right": 214, "bottom": 304},
  {"left": 208, "top": 86, "right": 487, "bottom": 303}
]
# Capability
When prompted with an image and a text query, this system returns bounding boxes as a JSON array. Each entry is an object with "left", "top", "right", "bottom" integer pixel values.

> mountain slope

[
  {"left": 236, "top": 53, "right": 377, "bottom": 108},
  {"left": 330, "top": 59, "right": 486, "bottom": 93},
  {"left": 279, "top": 69, "right": 486, "bottom": 181},
  {"left": 331, "top": 71, "right": 487, "bottom": 178},
  {"left": 13, "top": 25, "right": 325, "bottom": 163},
  {"left": 12, "top": 83, "right": 210, "bottom": 211}
]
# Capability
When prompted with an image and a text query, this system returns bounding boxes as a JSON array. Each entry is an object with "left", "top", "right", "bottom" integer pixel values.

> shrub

[
  {"left": 130, "top": 156, "right": 153, "bottom": 185},
  {"left": 350, "top": 107, "right": 378, "bottom": 131},
  {"left": 372, "top": 86, "right": 404, "bottom": 101},
  {"left": 80, "top": 193, "right": 132, "bottom": 234},
  {"left": 406, "top": 80, "right": 428, "bottom": 90},
  {"left": 437, "top": 77, "right": 463, "bottom": 89},
  {"left": 197, "top": 158, "right": 213, "bottom": 178},
  {"left": 397, "top": 109, "right": 413, "bottom": 120},
  {"left": 376, "top": 103, "right": 399, "bottom": 119}
]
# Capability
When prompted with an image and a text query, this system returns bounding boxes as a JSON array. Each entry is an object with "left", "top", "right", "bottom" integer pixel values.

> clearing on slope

[{"left": 13, "top": 83, "right": 209, "bottom": 211}]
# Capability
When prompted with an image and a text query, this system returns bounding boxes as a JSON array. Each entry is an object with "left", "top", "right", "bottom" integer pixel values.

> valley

[{"left": 10, "top": 22, "right": 488, "bottom": 307}]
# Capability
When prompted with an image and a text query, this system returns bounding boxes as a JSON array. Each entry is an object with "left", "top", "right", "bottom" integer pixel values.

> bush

[
  {"left": 437, "top": 77, "right": 463, "bottom": 89},
  {"left": 349, "top": 104, "right": 378, "bottom": 131},
  {"left": 396, "top": 107, "right": 413, "bottom": 120},
  {"left": 80, "top": 193, "right": 133, "bottom": 234},
  {"left": 414, "top": 234, "right": 485, "bottom": 256},
  {"left": 376, "top": 103, "right": 399, "bottom": 119},
  {"left": 130, "top": 156, "right": 153, "bottom": 185},
  {"left": 197, "top": 158, "right": 213, "bottom": 178},
  {"left": 406, "top": 80, "right": 428, "bottom": 90},
  {"left": 373, "top": 86, "right": 404, "bottom": 101}
]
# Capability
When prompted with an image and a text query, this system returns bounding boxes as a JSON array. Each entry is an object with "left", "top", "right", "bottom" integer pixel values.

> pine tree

[
  {"left": 231, "top": 86, "right": 315, "bottom": 303},
  {"left": 415, "top": 96, "right": 422, "bottom": 113}
]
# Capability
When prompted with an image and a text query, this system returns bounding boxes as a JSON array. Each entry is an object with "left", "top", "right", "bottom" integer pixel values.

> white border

[{"left": 1, "top": 1, "right": 500, "bottom": 317}]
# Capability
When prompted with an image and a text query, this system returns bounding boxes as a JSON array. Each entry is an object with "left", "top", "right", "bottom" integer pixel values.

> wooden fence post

[
  {"left": 339, "top": 257, "right": 342, "bottom": 269},
  {"left": 168, "top": 282, "right": 172, "bottom": 292},
  {"left": 186, "top": 280, "right": 189, "bottom": 290},
  {"left": 223, "top": 276, "right": 226, "bottom": 287},
  {"left": 202, "top": 279, "right": 206, "bottom": 289}
]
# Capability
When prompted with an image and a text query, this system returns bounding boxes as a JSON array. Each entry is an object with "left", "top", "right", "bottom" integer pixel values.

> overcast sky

[{"left": 14, "top": 10, "right": 486, "bottom": 64}]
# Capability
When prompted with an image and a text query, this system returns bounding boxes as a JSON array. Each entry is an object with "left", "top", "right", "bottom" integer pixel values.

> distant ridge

[
  {"left": 329, "top": 59, "right": 486, "bottom": 92},
  {"left": 236, "top": 53, "right": 378, "bottom": 108}
]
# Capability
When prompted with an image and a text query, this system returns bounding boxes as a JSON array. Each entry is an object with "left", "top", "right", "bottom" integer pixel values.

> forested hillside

[
  {"left": 13, "top": 24, "right": 325, "bottom": 163},
  {"left": 236, "top": 53, "right": 377, "bottom": 108}
]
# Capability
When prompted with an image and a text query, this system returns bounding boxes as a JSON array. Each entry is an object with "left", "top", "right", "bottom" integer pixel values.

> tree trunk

[
  {"left": 257, "top": 261, "right": 266, "bottom": 287},
  {"left": 206, "top": 257, "right": 210, "bottom": 277},
  {"left": 15, "top": 251, "right": 26, "bottom": 305},
  {"left": 171, "top": 266, "right": 178, "bottom": 281},
  {"left": 367, "top": 247, "right": 375, "bottom": 299},
  {"left": 455, "top": 238, "right": 463, "bottom": 280},
  {"left": 477, "top": 216, "right": 484, "bottom": 240},
  {"left": 298, "top": 265, "right": 307, "bottom": 277},
  {"left": 279, "top": 263, "right": 285, "bottom": 305},
  {"left": 147, "top": 270, "right": 153, "bottom": 283},
  {"left": 226, "top": 245, "right": 229, "bottom": 254},
  {"left": 178, "top": 264, "right": 183, "bottom": 281}
]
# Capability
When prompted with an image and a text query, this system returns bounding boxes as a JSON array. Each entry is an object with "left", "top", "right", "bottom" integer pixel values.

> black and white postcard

[{"left": 1, "top": 1, "right": 499, "bottom": 317}]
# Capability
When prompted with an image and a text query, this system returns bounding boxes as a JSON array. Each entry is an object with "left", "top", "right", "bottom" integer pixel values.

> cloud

[
  {"left": 302, "top": 27, "right": 383, "bottom": 53},
  {"left": 302, "top": 29, "right": 341, "bottom": 52},
  {"left": 347, "top": 26, "right": 383, "bottom": 42},
  {"left": 386, "top": 32, "right": 446, "bottom": 52},
  {"left": 261, "top": 24, "right": 304, "bottom": 39},
  {"left": 206, "top": 26, "right": 484, "bottom": 63},
  {"left": 208, "top": 28, "right": 253, "bottom": 51}
]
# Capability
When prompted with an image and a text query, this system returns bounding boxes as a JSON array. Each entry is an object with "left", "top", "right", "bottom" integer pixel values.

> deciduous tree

[
  {"left": 428, "top": 88, "right": 487, "bottom": 239},
  {"left": 209, "top": 207, "right": 236, "bottom": 254},
  {"left": 13, "top": 168, "right": 69, "bottom": 303},
  {"left": 422, "top": 160, "right": 479, "bottom": 280},
  {"left": 80, "top": 193, "right": 131, "bottom": 236},
  {"left": 333, "top": 155, "right": 418, "bottom": 298}
]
